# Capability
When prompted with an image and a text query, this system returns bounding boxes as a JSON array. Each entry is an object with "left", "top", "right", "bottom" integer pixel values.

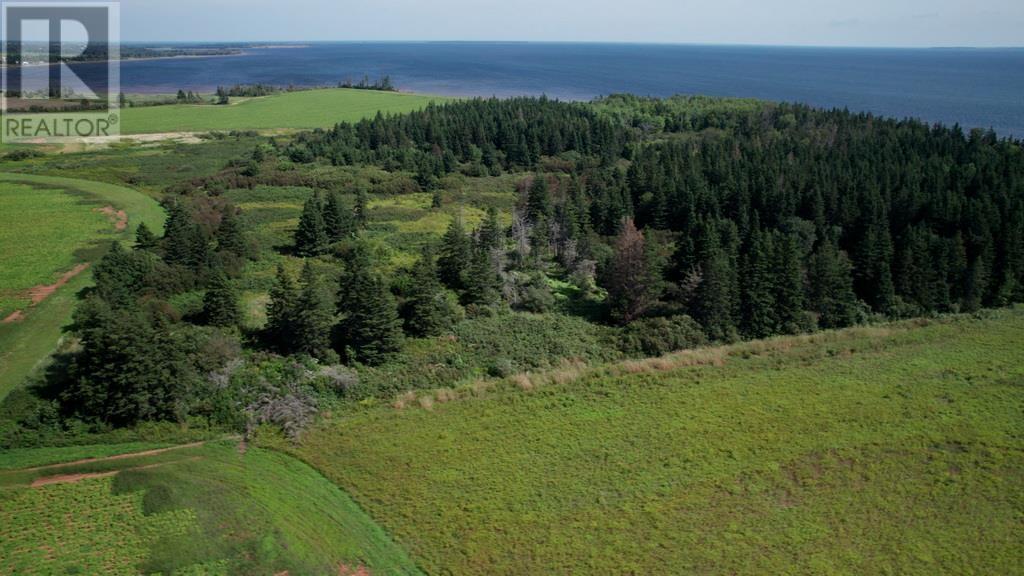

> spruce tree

[
  {"left": 323, "top": 192, "right": 355, "bottom": 242},
  {"left": 774, "top": 232, "right": 806, "bottom": 334},
  {"left": 606, "top": 219, "right": 659, "bottom": 324},
  {"left": 266, "top": 264, "right": 299, "bottom": 353},
  {"left": 691, "top": 220, "right": 738, "bottom": 341},
  {"left": 203, "top": 271, "right": 241, "bottom": 328},
  {"left": 162, "top": 202, "right": 194, "bottom": 266},
  {"left": 740, "top": 227, "right": 777, "bottom": 339},
  {"left": 526, "top": 174, "right": 552, "bottom": 224},
  {"left": 809, "top": 241, "right": 861, "bottom": 329},
  {"left": 338, "top": 241, "right": 373, "bottom": 314},
  {"left": 478, "top": 207, "right": 502, "bottom": 251},
  {"left": 293, "top": 262, "right": 336, "bottom": 361},
  {"left": 94, "top": 242, "right": 153, "bottom": 307},
  {"left": 438, "top": 217, "right": 471, "bottom": 290},
  {"left": 294, "top": 193, "right": 329, "bottom": 257},
  {"left": 134, "top": 222, "right": 159, "bottom": 251},
  {"left": 215, "top": 208, "right": 246, "bottom": 258},
  {"left": 403, "top": 247, "right": 455, "bottom": 337},
  {"left": 186, "top": 224, "right": 210, "bottom": 272},
  {"left": 462, "top": 245, "right": 501, "bottom": 307},
  {"left": 354, "top": 188, "right": 369, "bottom": 228},
  {"left": 343, "top": 273, "right": 403, "bottom": 365}
]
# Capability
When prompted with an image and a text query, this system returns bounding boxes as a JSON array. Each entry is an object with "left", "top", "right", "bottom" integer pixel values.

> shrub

[{"left": 618, "top": 315, "right": 707, "bottom": 358}]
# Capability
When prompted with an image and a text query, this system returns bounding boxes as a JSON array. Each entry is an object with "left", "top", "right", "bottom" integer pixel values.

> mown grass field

[
  {"left": 287, "top": 309, "right": 1024, "bottom": 575},
  {"left": 0, "top": 173, "right": 164, "bottom": 400},
  {"left": 120, "top": 88, "right": 448, "bottom": 134},
  {"left": 0, "top": 441, "right": 423, "bottom": 575},
  {"left": 0, "top": 180, "right": 109, "bottom": 317}
]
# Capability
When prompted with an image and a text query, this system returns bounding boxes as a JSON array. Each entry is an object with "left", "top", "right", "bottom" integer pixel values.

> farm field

[
  {"left": 0, "top": 173, "right": 164, "bottom": 399},
  {"left": 120, "top": 88, "right": 449, "bottom": 134},
  {"left": 289, "top": 308, "right": 1024, "bottom": 575},
  {"left": 0, "top": 441, "right": 423, "bottom": 575}
]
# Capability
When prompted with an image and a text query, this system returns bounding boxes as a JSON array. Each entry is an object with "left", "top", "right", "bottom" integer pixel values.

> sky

[{"left": 119, "top": 0, "right": 1023, "bottom": 47}]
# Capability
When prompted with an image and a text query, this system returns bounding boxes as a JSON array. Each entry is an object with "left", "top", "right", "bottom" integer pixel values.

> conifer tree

[
  {"left": 94, "top": 242, "right": 153, "bottom": 307},
  {"left": 65, "top": 297, "right": 191, "bottom": 426},
  {"left": 337, "top": 241, "right": 374, "bottom": 314},
  {"left": 478, "top": 207, "right": 502, "bottom": 251},
  {"left": 266, "top": 264, "right": 299, "bottom": 353},
  {"left": 774, "top": 232, "right": 807, "bottom": 334},
  {"left": 215, "top": 208, "right": 246, "bottom": 258},
  {"left": 606, "top": 219, "right": 659, "bottom": 324},
  {"left": 134, "top": 222, "right": 158, "bottom": 251},
  {"left": 294, "top": 193, "right": 329, "bottom": 257},
  {"left": 293, "top": 262, "right": 336, "bottom": 361},
  {"left": 186, "top": 224, "right": 210, "bottom": 272},
  {"left": 323, "top": 192, "right": 355, "bottom": 241},
  {"left": 740, "top": 227, "right": 777, "bottom": 339},
  {"left": 691, "top": 219, "right": 738, "bottom": 341},
  {"left": 438, "top": 217, "right": 472, "bottom": 290},
  {"left": 526, "top": 174, "right": 552, "bottom": 224},
  {"left": 403, "top": 247, "right": 455, "bottom": 337},
  {"left": 354, "top": 188, "right": 369, "bottom": 228},
  {"left": 462, "top": 245, "right": 501, "bottom": 307},
  {"left": 809, "top": 241, "right": 861, "bottom": 329},
  {"left": 203, "top": 271, "right": 241, "bottom": 328},
  {"left": 342, "top": 272, "right": 403, "bottom": 365},
  {"left": 162, "top": 202, "right": 194, "bottom": 266}
]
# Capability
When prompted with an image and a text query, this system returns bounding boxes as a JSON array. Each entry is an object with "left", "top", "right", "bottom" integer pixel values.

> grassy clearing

[
  {"left": 0, "top": 135, "right": 263, "bottom": 197},
  {"left": 288, "top": 309, "right": 1024, "bottom": 575},
  {"left": 0, "top": 442, "right": 423, "bottom": 575},
  {"left": 0, "top": 173, "right": 164, "bottom": 400},
  {"left": 121, "top": 89, "right": 448, "bottom": 134}
]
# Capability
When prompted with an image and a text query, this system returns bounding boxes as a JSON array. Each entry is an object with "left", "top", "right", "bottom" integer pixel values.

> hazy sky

[{"left": 121, "top": 0, "right": 1023, "bottom": 47}]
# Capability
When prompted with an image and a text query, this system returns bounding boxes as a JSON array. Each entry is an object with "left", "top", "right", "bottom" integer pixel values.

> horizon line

[{"left": 115, "top": 39, "right": 1024, "bottom": 50}]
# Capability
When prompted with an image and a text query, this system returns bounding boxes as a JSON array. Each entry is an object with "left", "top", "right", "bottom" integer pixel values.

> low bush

[{"left": 617, "top": 315, "right": 707, "bottom": 358}]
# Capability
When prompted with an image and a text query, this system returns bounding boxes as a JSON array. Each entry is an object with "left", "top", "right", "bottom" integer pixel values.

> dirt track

[{"left": 22, "top": 441, "right": 209, "bottom": 473}]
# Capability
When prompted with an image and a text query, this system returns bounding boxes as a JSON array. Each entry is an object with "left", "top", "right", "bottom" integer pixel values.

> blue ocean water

[{"left": 61, "top": 42, "right": 1024, "bottom": 136}]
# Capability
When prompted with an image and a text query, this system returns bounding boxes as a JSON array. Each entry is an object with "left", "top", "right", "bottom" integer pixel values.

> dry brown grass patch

[
  {"left": 510, "top": 373, "right": 535, "bottom": 391},
  {"left": 393, "top": 391, "right": 417, "bottom": 410}
]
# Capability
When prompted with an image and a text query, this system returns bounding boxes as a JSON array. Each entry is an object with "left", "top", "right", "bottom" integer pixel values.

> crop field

[
  {"left": 0, "top": 442, "right": 423, "bottom": 575},
  {"left": 290, "top": 308, "right": 1024, "bottom": 575},
  {"left": 0, "top": 173, "right": 164, "bottom": 399},
  {"left": 120, "top": 88, "right": 449, "bottom": 134}
]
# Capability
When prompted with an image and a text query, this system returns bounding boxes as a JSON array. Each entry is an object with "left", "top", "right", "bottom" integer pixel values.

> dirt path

[
  {"left": 30, "top": 457, "right": 203, "bottom": 488},
  {"left": 28, "top": 263, "right": 91, "bottom": 305},
  {"left": 94, "top": 205, "right": 128, "bottom": 231},
  {"left": 1, "top": 310, "right": 26, "bottom": 324},
  {"left": 3, "top": 263, "right": 92, "bottom": 324},
  {"left": 30, "top": 470, "right": 119, "bottom": 487},
  {"left": 22, "top": 441, "right": 209, "bottom": 473}
]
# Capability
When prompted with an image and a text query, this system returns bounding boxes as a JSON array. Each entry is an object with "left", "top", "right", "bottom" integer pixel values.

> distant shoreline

[{"left": 0, "top": 51, "right": 247, "bottom": 69}]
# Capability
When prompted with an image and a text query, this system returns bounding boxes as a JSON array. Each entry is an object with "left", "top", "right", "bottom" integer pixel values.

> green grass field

[
  {"left": 0, "top": 173, "right": 164, "bottom": 400},
  {"left": 0, "top": 441, "right": 423, "bottom": 575},
  {"left": 287, "top": 309, "right": 1024, "bottom": 575},
  {"left": 120, "top": 89, "right": 448, "bottom": 134},
  {"left": 0, "top": 180, "right": 109, "bottom": 317}
]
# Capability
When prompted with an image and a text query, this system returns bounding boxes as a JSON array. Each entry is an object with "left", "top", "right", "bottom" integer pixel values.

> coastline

[{"left": 0, "top": 51, "right": 246, "bottom": 69}]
